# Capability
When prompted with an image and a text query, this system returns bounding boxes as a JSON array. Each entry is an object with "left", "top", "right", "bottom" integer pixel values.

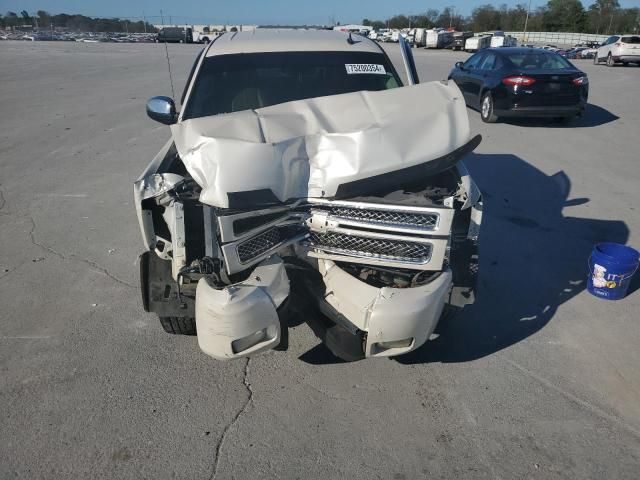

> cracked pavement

[{"left": 1, "top": 42, "right": 639, "bottom": 479}]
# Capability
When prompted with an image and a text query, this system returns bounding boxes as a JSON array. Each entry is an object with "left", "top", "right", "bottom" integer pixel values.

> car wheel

[
  {"left": 606, "top": 53, "right": 615, "bottom": 67},
  {"left": 159, "top": 316, "right": 196, "bottom": 335},
  {"left": 480, "top": 93, "right": 498, "bottom": 123}
]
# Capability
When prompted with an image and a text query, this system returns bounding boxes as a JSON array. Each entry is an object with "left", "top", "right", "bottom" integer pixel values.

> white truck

[{"left": 136, "top": 30, "right": 482, "bottom": 362}]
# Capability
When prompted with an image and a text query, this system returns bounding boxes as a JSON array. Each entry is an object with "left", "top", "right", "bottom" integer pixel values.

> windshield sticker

[{"left": 345, "top": 64, "right": 387, "bottom": 75}]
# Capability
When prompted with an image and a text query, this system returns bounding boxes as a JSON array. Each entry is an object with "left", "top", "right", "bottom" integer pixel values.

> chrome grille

[
  {"left": 308, "top": 232, "right": 432, "bottom": 263},
  {"left": 236, "top": 228, "right": 282, "bottom": 264},
  {"left": 327, "top": 207, "right": 438, "bottom": 230}
]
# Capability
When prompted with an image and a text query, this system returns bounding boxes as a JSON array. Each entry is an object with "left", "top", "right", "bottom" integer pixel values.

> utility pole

[
  {"left": 143, "top": 11, "right": 147, "bottom": 33},
  {"left": 523, "top": 0, "right": 532, "bottom": 43}
]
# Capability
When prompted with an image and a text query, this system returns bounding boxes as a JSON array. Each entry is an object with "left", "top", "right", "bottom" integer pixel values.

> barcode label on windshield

[{"left": 345, "top": 64, "right": 387, "bottom": 75}]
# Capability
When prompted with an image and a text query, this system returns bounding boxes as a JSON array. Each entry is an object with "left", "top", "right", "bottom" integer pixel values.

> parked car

[
  {"left": 448, "top": 47, "right": 588, "bottom": 123},
  {"left": 155, "top": 27, "right": 193, "bottom": 44},
  {"left": 563, "top": 47, "right": 588, "bottom": 59},
  {"left": 594, "top": 35, "right": 640, "bottom": 66},
  {"left": 136, "top": 30, "right": 483, "bottom": 362}
]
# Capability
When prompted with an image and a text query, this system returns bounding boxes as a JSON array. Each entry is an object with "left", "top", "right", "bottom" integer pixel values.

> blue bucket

[{"left": 588, "top": 243, "right": 639, "bottom": 300}]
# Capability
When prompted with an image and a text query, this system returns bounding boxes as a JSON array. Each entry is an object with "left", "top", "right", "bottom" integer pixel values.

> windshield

[
  {"left": 505, "top": 52, "right": 574, "bottom": 70},
  {"left": 183, "top": 51, "right": 401, "bottom": 120}
]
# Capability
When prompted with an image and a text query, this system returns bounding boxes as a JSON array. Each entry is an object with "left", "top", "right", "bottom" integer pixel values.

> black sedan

[{"left": 448, "top": 47, "right": 588, "bottom": 123}]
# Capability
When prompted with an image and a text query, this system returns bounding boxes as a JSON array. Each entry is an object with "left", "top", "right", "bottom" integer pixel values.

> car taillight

[
  {"left": 572, "top": 76, "right": 588, "bottom": 86},
  {"left": 502, "top": 76, "right": 536, "bottom": 86}
]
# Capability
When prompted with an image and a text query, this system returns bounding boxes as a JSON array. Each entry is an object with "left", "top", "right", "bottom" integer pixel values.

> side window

[
  {"left": 464, "top": 53, "right": 484, "bottom": 70},
  {"left": 479, "top": 52, "right": 498, "bottom": 70}
]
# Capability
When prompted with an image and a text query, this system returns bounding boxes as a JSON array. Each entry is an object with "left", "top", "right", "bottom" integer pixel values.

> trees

[
  {"left": 470, "top": 5, "right": 502, "bottom": 31},
  {"left": 3, "top": 11, "right": 19, "bottom": 28},
  {"left": 543, "top": 0, "right": 586, "bottom": 32},
  {"left": 36, "top": 10, "right": 50, "bottom": 27}
]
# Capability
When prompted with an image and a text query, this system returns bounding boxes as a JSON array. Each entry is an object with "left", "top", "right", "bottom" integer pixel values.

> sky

[{"left": 1, "top": 0, "right": 640, "bottom": 25}]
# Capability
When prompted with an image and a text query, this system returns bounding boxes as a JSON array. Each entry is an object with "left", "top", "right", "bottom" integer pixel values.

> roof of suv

[{"left": 205, "top": 29, "right": 383, "bottom": 56}]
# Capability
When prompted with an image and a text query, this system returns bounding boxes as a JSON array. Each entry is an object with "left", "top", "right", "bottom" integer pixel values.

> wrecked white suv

[{"left": 134, "top": 30, "right": 482, "bottom": 361}]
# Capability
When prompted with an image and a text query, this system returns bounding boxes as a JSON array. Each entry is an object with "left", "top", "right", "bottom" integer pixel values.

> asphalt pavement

[{"left": 1, "top": 41, "right": 639, "bottom": 479}]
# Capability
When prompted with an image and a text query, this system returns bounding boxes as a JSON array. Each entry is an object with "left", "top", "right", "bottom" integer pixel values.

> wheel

[
  {"left": 622, "top": 62, "right": 629, "bottom": 67},
  {"left": 179, "top": 39, "right": 184, "bottom": 44},
  {"left": 606, "top": 53, "right": 615, "bottom": 67},
  {"left": 202, "top": 37, "right": 209, "bottom": 44},
  {"left": 480, "top": 93, "right": 498, "bottom": 123},
  {"left": 159, "top": 316, "right": 196, "bottom": 335}
]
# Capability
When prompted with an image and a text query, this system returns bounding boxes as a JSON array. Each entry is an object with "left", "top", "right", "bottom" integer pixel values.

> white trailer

[
  {"left": 490, "top": 34, "right": 517, "bottom": 48},
  {"left": 426, "top": 29, "right": 454, "bottom": 49},
  {"left": 413, "top": 28, "right": 427, "bottom": 47},
  {"left": 465, "top": 35, "right": 491, "bottom": 52}
]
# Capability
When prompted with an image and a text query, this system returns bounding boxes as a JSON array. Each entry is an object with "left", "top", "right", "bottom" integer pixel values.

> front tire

[
  {"left": 607, "top": 53, "right": 615, "bottom": 67},
  {"left": 159, "top": 316, "right": 196, "bottom": 335},
  {"left": 480, "top": 93, "right": 498, "bottom": 123}
]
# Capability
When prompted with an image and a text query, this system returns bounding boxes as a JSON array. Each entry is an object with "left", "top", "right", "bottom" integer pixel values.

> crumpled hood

[{"left": 171, "top": 80, "right": 471, "bottom": 209}]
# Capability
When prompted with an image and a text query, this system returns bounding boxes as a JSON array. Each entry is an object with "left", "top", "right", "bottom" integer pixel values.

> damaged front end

[{"left": 134, "top": 80, "right": 483, "bottom": 361}]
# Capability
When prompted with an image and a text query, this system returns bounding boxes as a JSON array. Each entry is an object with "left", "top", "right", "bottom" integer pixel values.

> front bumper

[
  {"left": 195, "top": 256, "right": 289, "bottom": 360},
  {"left": 315, "top": 259, "right": 452, "bottom": 358}
]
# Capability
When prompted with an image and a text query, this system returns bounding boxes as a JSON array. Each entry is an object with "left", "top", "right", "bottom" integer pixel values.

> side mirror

[
  {"left": 455, "top": 61, "right": 465, "bottom": 70},
  {"left": 146, "top": 96, "right": 177, "bottom": 125}
]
